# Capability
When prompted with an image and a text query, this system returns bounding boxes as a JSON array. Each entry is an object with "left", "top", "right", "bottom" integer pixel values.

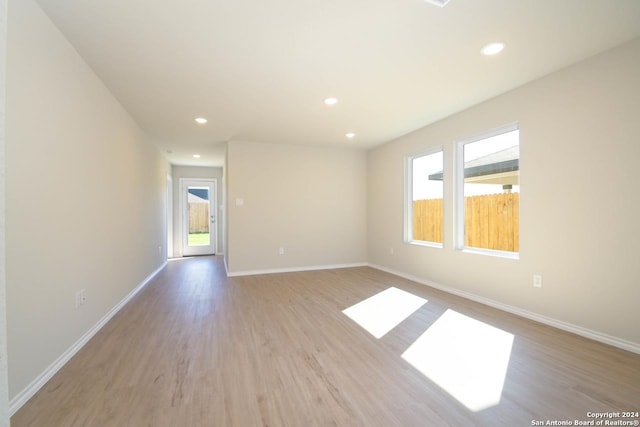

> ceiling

[{"left": 34, "top": 0, "right": 640, "bottom": 167}]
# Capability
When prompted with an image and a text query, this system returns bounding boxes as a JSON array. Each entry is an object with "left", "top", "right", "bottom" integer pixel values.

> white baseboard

[
  {"left": 368, "top": 263, "right": 640, "bottom": 355},
  {"left": 226, "top": 262, "right": 368, "bottom": 277},
  {"left": 9, "top": 261, "right": 167, "bottom": 416}
]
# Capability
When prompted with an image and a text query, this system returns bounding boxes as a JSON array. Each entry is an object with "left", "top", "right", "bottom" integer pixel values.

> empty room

[{"left": 1, "top": 0, "right": 640, "bottom": 426}]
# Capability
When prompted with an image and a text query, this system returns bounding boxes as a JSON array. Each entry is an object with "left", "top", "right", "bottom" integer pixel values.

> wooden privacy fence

[
  {"left": 413, "top": 193, "right": 519, "bottom": 252},
  {"left": 188, "top": 203, "right": 210, "bottom": 233},
  {"left": 413, "top": 198, "right": 444, "bottom": 244}
]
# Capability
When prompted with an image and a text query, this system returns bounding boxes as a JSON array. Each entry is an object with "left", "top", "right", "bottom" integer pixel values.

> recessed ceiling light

[
  {"left": 195, "top": 117, "right": 208, "bottom": 124},
  {"left": 424, "top": 0, "right": 451, "bottom": 7},
  {"left": 193, "top": 154, "right": 201, "bottom": 158},
  {"left": 323, "top": 97, "right": 338, "bottom": 106},
  {"left": 345, "top": 133, "right": 356, "bottom": 139},
  {"left": 481, "top": 42, "right": 505, "bottom": 56}
]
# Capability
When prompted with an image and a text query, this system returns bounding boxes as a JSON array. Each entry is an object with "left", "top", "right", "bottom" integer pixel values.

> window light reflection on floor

[
  {"left": 342, "top": 287, "right": 428, "bottom": 339},
  {"left": 401, "top": 309, "right": 514, "bottom": 412}
]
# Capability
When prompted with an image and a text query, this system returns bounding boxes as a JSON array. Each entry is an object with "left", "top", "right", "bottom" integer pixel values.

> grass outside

[{"left": 188, "top": 232, "right": 210, "bottom": 246}]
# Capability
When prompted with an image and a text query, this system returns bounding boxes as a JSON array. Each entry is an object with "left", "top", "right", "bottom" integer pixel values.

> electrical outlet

[
  {"left": 533, "top": 274, "right": 543, "bottom": 288},
  {"left": 80, "top": 289, "right": 87, "bottom": 305},
  {"left": 279, "top": 247, "right": 285, "bottom": 255},
  {"left": 390, "top": 247, "right": 394, "bottom": 255}
]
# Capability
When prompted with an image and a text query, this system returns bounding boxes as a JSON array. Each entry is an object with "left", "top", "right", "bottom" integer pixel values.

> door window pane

[{"left": 187, "top": 187, "right": 210, "bottom": 246}]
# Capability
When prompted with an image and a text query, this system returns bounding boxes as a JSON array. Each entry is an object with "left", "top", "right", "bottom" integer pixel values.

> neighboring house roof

[
  {"left": 188, "top": 192, "right": 208, "bottom": 203},
  {"left": 429, "top": 145, "right": 519, "bottom": 182}
]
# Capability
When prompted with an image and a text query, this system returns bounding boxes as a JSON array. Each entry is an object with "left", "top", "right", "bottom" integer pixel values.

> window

[
  {"left": 455, "top": 125, "right": 519, "bottom": 255},
  {"left": 406, "top": 149, "right": 444, "bottom": 246}
]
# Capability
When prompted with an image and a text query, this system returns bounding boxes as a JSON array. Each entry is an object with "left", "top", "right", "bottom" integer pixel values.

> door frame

[
  {"left": 166, "top": 174, "right": 173, "bottom": 258},
  {"left": 180, "top": 178, "right": 217, "bottom": 256}
]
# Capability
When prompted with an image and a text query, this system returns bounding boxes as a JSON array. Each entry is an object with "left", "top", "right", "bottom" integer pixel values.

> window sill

[
  {"left": 459, "top": 247, "right": 519, "bottom": 260},
  {"left": 407, "top": 240, "right": 443, "bottom": 249}
]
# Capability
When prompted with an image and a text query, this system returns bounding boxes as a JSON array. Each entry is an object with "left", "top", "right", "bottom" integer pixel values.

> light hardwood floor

[{"left": 11, "top": 256, "right": 640, "bottom": 426}]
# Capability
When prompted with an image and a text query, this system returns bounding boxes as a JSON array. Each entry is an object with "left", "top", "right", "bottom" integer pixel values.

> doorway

[{"left": 181, "top": 179, "right": 217, "bottom": 256}]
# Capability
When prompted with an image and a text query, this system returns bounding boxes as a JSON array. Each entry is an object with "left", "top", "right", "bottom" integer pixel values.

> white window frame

[
  {"left": 405, "top": 146, "right": 444, "bottom": 248},
  {"left": 454, "top": 123, "right": 520, "bottom": 259}
]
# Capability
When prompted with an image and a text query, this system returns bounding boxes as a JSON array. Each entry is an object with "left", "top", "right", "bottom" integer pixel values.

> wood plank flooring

[{"left": 11, "top": 256, "right": 640, "bottom": 426}]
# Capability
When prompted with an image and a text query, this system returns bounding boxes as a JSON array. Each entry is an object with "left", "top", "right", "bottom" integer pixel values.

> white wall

[
  {"left": 226, "top": 140, "right": 367, "bottom": 274},
  {"left": 6, "top": 0, "right": 168, "bottom": 404},
  {"left": 368, "top": 38, "right": 640, "bottom": 348},
  {"left": 171, "top": 165, "right": 224, "bottom": 257},
  {"left": 0, "top": 0, "right": 10, "bottom": 423}
]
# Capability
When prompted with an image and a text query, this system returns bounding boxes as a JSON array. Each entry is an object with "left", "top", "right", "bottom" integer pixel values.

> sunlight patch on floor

[
  {"left": 342, "top": 287, "right": 428, "bottom": 339},
  {"left": 401, "top": 309, "right": 514, "bottom": 412}
]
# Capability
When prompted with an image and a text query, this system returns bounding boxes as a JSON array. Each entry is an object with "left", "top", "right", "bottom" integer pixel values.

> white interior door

[{"left": 182, "top": 179, "right": 217, "bottom": 256}]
